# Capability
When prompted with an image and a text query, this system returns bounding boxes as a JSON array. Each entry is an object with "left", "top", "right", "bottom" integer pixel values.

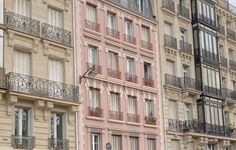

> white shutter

[
  {"left": 13, "top": 0, "right": 30, "bottom": 16},
  {"left": 86, "top": 5, "right": 96, "bottom": 22},
  {"left": 48, "top": 8, "right": 62, "bottom": 28},
  {"left": 14, "top": 50, "right": 30, "bottom": 75}
]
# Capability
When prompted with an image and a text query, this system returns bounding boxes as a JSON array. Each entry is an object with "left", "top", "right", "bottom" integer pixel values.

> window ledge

[
  {"left": 144, "top": 124, "right": 158, "bottom": 128},
  {"left": 86, "top": 116, "right": 105, "bottom": 121},
  {"left": 126, "top": 122, "right": 141, "bottom": 126},
  {"left": 108, "top": 119, "right": 125, "bottom": 124}
]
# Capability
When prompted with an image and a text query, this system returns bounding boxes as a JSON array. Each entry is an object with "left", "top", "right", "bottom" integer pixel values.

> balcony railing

[
  {"left": 229, "top": 59, "right": 236, "bottom": 71},
  {"left": 178, "top": 5, "right": 190, "bottom": 19},
  {"left": 124, "top": 34, "right": 136, "bottom": 45},
  {"left": 164, "top": 34, "right": 177, "bottom": 49},
  {"left": 220, "top": 56, "right": 228, "bottom": 68},
  {"left": 222, "top": 88, "right": 236, "bottom": 100},
  {"left": 108, "top": 68, "right": 121, "bottom": 79},
  {"left": 5, "top": 11, "right": 40, "bottom": 37},
  {"left": 219, "top": 24, "right": 225, "bottom": 35},
  {"left": 106, "top": 27, "right": 120, "bottom": 39},
  {"left": 163, "top": 0, "right": 175, "bottom": 12},
  {"left": 179, "top": 40, "right": 192, "bottom": 55},
  {"left": 181, "top": 77, "right": 201, "bottom": 91},
  {"left": 192, "top": 13, "right": 217, "bottom": 28},
  {"left": 127, "top": 113, "right": 140, "bottom": 123},
  {"left": 165, "top": 74, "right": 181, "bottom": 88},
  {"left": 85, "top": 19, "right": 100, "bottom": 32},
  {"left": 168, "top": 119, "right": 184, "bottom": 132},
  {"left": 41, "top": 23, "right": 72, "bottom": 46},
  {"left": 227, "top": 28, "right": 236, "bottom": 41},
  {"left": 141, "top": 40, "right": 153, "bottom": 50},
  {"left": 109, "top": 111, "right": 123, "bottom": 120},
  {"left": 203, "top": 86, "right": 221, "bottom": 96},
  {"left": 125, "top": 73, "right": 137, "bottom": 83},
  {"left": 11, "top": 135, "right": 35, "bottom": 149},
  {"left": 87, "top": 63, "right": 102, "bottom": 74},
  {"left": 5, "top": 72, "right": 79, "bottom": 102},
  {"left": 145, "top": 116, "right": 157, "bottom": 125},
  {"left": 202, "top": 50, "right": 219, "bottom": 61},
  {"left": 143, "top": 77, "right": 154, "bottom": 87},
  {"left": 88, "top": 107, "right": 103, "bottom": 117},
  {"left": 217, "top": 0, "right": 236, "bottom": 16},
  {"left": 48, "top": 138, "right": 69, "bottom": 150}
]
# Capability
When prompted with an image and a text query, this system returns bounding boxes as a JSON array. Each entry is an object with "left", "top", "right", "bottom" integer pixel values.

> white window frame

[{"left": 91, "top": 133, "right": 101, "bottom": 150}]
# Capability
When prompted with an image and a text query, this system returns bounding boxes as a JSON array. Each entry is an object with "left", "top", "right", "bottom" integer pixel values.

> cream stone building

[{"left": 0, "top": 0, "right": 79, "bottom": 150}]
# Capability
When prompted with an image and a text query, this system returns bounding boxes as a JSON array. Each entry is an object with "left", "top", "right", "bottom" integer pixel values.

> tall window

[
  {"left": 91, "top": 133, "right": 100, "bottom": 150},
  {"left": 202, "top": 65, "right": 220, "bottom": 90},
  {"left": 129, "top": 137, "right": 139, "bottom": 150},
  {"left": 13, "top": 0, "right": 30, "bottom": 16},
  {"left": 171, "top": 140, "right": 180, "bottom": 150},
  {"left": 164, "top": 22, "right": 172, "bottom": 36},
  {"left": 14, "top": 50, "right": 31, "bottom": 75},
  {"left": 168, "top": 100, "right": 177, "bottom": 120},
  {"left": 110, "top": 93, "right": 120, "bottom": 112},
  {"left": 229, "top": 48, "right": 234, "bottom": 60},
  {"left": 128, "top": 96, "right": 137, "bottom": 114},
  {"left": 147, "top": 138, "right": 155, "bottom": 150},
  {"left": 124, "top": 19, "right": 133, "bottom": 37},
  {"left": 88, "top": 46, "right": 98, "bottom": 65},
  {"left": 127, "top": 57, "right": 135, "bottom": 75},
  {"left": 145, "top": 100, "right": 154, "bottom": 117},
  {"left": 0, "top": 30, "right": 3, "bottom": 67},
  {"left": 166, "top": 60, "right": 175, "bottom": 75},
  {"left": 86, "top": 4, "right": 96, "bottom": 23},
  {"left": 0, "top": 0, "right": 4, "bottom": 24},
  {"left": 112, "top": 135, "right": 122, "bottom": 150},
  {"left": 198, "top": 0, "right": 215, "bottom": 23},
  {"left": 107, "top": 12, "right": 116, "bottom": 30},
  {"left": 185, "top": 103, "right": 192, "bottom": 120},
  {"left": 48, "top": 7, "right": 63, "bottom": 28},
  {"left": 108, "top": 51, "right": 118, "bottom": 70},
  {"left": 144, "top": 62, "right": 152, "bottom": 79},
  {"left": 15, "top": 107, "right": 30, "bottom": 137},
  {"left": 50, "top": 112, "right": 64, "bottom": 141},
  {"left": 141, "top": 26, "right": 150, "bottom": 42},
  {"left": 208, "top": 144, "right": 217, "bottom": 150},
  {"left": 89, "top": 88, "right": 100, "bottom": 108},
  {"left": 48, "top": 59, "right": 64, "bottom": 83},
  {"left": 180, "top": 29, "right": 187, "bottom": 42}
]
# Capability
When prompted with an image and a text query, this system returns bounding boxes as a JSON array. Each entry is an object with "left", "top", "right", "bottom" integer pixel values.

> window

[
  {"left": 129, "top": 137, "right": 139, "bottom": 150},
  {"left": 0, "top": 30, "right": 2, "bottom": 67},
  {"left": 128, "top": 96, "right": 137, "bottom": 114},
  {"left": 14, "top": 50, "right": 31, "bottom": 75},
  {"left": 198, "top": 1, "right": 215, "bottom": 23},
  {"left": 180, "top": 28, "right": 187, "bottom": 42},
  {"left": 88, "top": 46, "right": 99, "bottom": 65},
  {"left": 124, "top": 19, "right": 133, "bottom": 36},
  {"left": 13, "top": 0, "right": 30, "bottom": 16},
  {"left": 185, "top": 103, "right": 192, "bottom": 120},
  {"left": 229, "top": 48, "right": 234, "bottom": 60},
  {"left": 50, "top": 112, "right": 64, "bottom": 140},
  {"left": 208, "top": 144, "right": 217, "bottom": 150},
  {"left": 48, "top": 59, "right": 64, "bottom": 82},
  {"left": 183, "top": 65, "right": 190, "bottom": 77},
  {"left": 48, "top": 7, "right": 63, "bottom": 28},
  {"left": 112, "top": 135, "right": 122, "bottom": 150},
  {"left": 89, "top": 88, "right": 100, "bottom": 108},
  {"left": 224, "top": 111, "right": 229, "bottom": 127},
  {"left": 231, "top": 80, "right": 236, "bottom": 91},
  {"left": 168, "top": 100, "right": 177, "bottom": 120},
  {"left": 171, "top": 140, "right": 180, "bottom": 150},
  {"left": 141, "top": 26, "right": 150, "bottom": 42},
  {"left": 127, "top": 57, "right": 135, "bottom": 75},
  {"left": 91, "top": 133, "right": 101, "bottom": 150},
  {"left": 0, "top": 0, "right": 4, "bottom": 23},
  {"left": 107, "top": 12, "right": 116, "bottom": 30},
  {"left": 147, "top": 138, "right": 155, "bottom": 150},
  {"left": 166, "top": 60, "right": 175, "bottom": 75},
  {"left": 86, "top": 4, "right": 96, "bottom": 23},
  {"left": 144, "top": 62, "right": 152, "bottom": 79},
  {"left": 108, "top": 51, "right": 118, "bottom": 70},
  {"left": 110, "top": 93, "right": 120, "bottom": 112},
  {"left": 15, "top": 107, "right": 30, "bottom": 137},
  {"left": 202, "top": 65, "right": 220, "bottom": 91},
  {"left": 164, "top": 22, "right": 172, "bottom": 36},
  {"left": 145, "top": 100, "right": 154, "bottom": 117}
]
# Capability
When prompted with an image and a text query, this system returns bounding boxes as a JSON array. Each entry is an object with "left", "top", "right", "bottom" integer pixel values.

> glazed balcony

[
  {"left": 106, "top": 27, "right": 120, "bottom": 39},
  {"left": 5, "top": 72, "right": 79, "bottom": 102},
  {"left": 220, "top": 57, "right": 228, "bottom": 68},
  {"left": 202, "top": 50, "right": 219, "bottom": 61},
  {"left": 178, "top": 5, "right": 190, "bottom": 19},
  {"left": 125, "top": 73, "right": 137, "bottom": 83},
  {"left": 88, "top": 107, "right": 103, "bottom": 117},
  {"left": 127, "top": 113, "right": 140, "bottom": 123},
  {"left": 227, "top": 28, "right": 236, "bottom": 41},
  {"left": 109, "top": 111, "right": 123, "bottom": 120},
  {"left": 108, "top": 68, "right": 121, "bottom": 79},
  {"left": 41, "top": 23, "right": 72, "bottom": 46},
  {"left": 164, "top": 34, "right": 177, "bottom": 49},
  {"left": 229, "top": 59, "right": 236, "bottom": 71},
  {"left": 203, "top": 85, "right": 221, "bottom": 96},
  {"left": 11, "top": 135, "right": 35, "bottom": 149},
  {"left": 5, "top": 11, "right": 40, "bottom": 37},
  {"left": 141, "top": 40, "right": 153, "bottom": 50},
  {"left": 85, "top": 19, "right": 100, "bottom": 32},
  {"left": 165, "top": 74, "right": 181, "bottom": 88},
  {"left": 48, "top": 138, "right": 69, "bottom": 150},
  {"left": 163, "top": 0, "right": 175, "bottom": 12},
  {"left": 179, "top": 40, "right": 192, "bottom": 55},
  {"left": 124, "top": 34, "right": 136, "bottom": 45},
  {"left": 143, "top": 77, "right": 154, "bottom": 87},
  {"left": 145, "top": 116, "right": 157, "bottom": 125},
  {"left": 181, "top": 77, "right": 201, "bottom": 91},
  {"left": 192, "top": 14, "right": 217, "bottom": 28},
  {"left": 221, "top": 88, "right": 236, "bottom": 100},
  {"left": 219, "top": 24, "right": 225, "bottom": 35},
  {"left": 87, "top": 63, "right": 102, "bottom": 74}
]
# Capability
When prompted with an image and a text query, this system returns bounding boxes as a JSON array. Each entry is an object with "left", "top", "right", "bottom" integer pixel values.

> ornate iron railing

[
  {"left": 181, "top": 77, "right": 201, "bottom": 91},
  {"left": 163, "top": 0, "right": 175, "bottom": 12},
  {"left": 5, "top": 11, "right": 40, "bottom": 37},
  {"left": 5, "top": 72, "right": 79, "bottom": 102},
  {"left": 87, "top": 63, "right": 102, "bottom": 74},
  {"left": 227, "top": 28, "right": 236, "bottom": 41},
  {"left": 109, "top": 111, "right": 123, "bottom": 120},
  {"left": 220, "top": 56, "right": 228, "bottom": 68},
  {"left": 179, "top": 40, "right": 192, "bottom": 55},
  {"left": 219, "top": 24, "right": 225, "bottom": 35},
  {"left": 141, "top": 40, "right": 153, "bottom": 50},
  {"left": 145, "top": 116, "right": 157, "bottom": 125},
  {"left": 107, "top": 68, "right": 121, "bottom": 79},
  {"left": 48, "top": 138, "right": 69, "bottom": 150},
  {"left": 127, "top": 113, "right": 140, "bottom": 123},
  {"left": 178, "top": 5, "right": 190, "bottom": 19},
  {"left": 123, "top": 34, "right": 136, "bottom": 45},
  {"left": 164, "top": 34, "right": 177, "bottom": 49},
  {"left": 125, "top": 73, "right": 137, "bottom": 83},
  {"left": 229, "top": 59, "right": 236, "bottom": 71},
  {"left": 88, "top": 107, "right": 103, "bottom": 117},
  {"left": 41, "top": 23, "right": 72, "bottom": 46},
  {"left": 217, "top": 0, "right": 236, "bottom": 16},
  {"left": 165, "top": 74, "right": 181, "bottom": 88},
  {"left": 11, "top": 135, "right": 35, "bottom": 149},
  {"left": 143, "top": 77, "right": 154, "bottom": 87},
  {"left": 221, "top": 88, "right": 236, "bottom": 100},
  {"left": 85, "top": 19, "right": 100, "bottom": 32},
  {"left": 106, "top": 27, "right": 120, "bottom": 39}
]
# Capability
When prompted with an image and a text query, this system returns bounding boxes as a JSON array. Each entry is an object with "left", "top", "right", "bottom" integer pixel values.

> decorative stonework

[
  {"left": 164, "top": 88, "right": 181, "bottom": 101},
  {"left": 68, "top": 106, "right": 78, "bottom": 124},
  {"left": 6, "top": 94, "right": 18, "bottom": 116},
  {"left": 34, "top": 100, "right": 45, "bottom": 120},
  {"left": 164, "top": 48, "right": 177, "bottom": 61},
  {"left": 44, "top": 101, "right": 54, "bottom": 121},
  {"left": 43, "top": 41, "right": 49, "bottom": 56},
  {"left": 180, "top": 52, "right": 192, "bottom": 65},
  {"left": 221, "top": 68, "right": 228, "bottom": 78},
  {"left": 229, "top": 70, "right": 236, "bottom": 80},
  {"left": 64, "top": 0, "right": 71, "bottom": 11},
  {"left": 7, "top": 30, "right": 15, "bottom": 47}
]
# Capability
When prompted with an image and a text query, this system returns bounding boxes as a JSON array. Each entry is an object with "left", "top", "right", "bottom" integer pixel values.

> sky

[{"left": 230, "top": 0, "right": 236, "bottom": 6}]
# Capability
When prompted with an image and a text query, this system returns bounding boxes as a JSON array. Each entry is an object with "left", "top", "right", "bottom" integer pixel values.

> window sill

[
  {"left": 126, "top": 122, "right": 141, "bottom": 126},
  {"left": 108, "top": 119, "right": 125, "bottom": 124},
  {"left": 86, "top": 116, "right": 105, "bottom": 121},
  {"left": 144, "top": 124, "right": 158, "bottom": 128}
]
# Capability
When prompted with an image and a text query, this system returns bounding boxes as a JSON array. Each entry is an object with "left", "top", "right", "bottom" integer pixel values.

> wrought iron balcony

[
  {"left": 85, "top": 19, "right": 100, "bottom": 32},
  {"left": 11, "top": 135, "right": 35, "bottom": 149},
  {"left": 109, "top": 111, "right": 123, "bottom": 120},
  {"left": 88, "top": 107, "right": 103, "bottom": 117},
  {"left": 178, "top": 5, "right": 190, "bottom": 19},
  {"left": 164, "top": 34, "right": 177, "bottom": 49},
  {"left": 107, "top": 68, "right": 121, "bottom": 79},
  {"left": 145, "top": 116, "right": 157, "bottom": 125},
  {"left": 219, "top": 24, "right": 225, "bottom": 35},
  {"left": 87, "top": 63, "right": 102, "bottom": 74},
  {"left": 203, "top": 86, "right": 221, "bottom": 96},
  {"left": 5, "top": 72, "right": 79, "bottom": 102},
  {"left": 125, "top": 73, "right": 137, "bottom": 83},
  {"left": 217, "top": 0, "right": 236, "bottom": 16},
  {"left": 163, "top": 0, "right": 175, "bottom": 12},
  {"left": 106, "top": 27, "right": 120, "bottom": 39},
  {"left": 5, "top": 11, "right": 40, "bottom": 37},
  {"left": 141, "top": 40, "right": 153, "bottom": 50},
  {"left": 41, "top": 23, "right": 72, "bottom": 46},
  {"left": 124, "top": 34, "right": 136, "bottom": 45},
  {"left": 179, "top": 40, "right": 192, "bottom": 55},
  {"left": 222, "top": 88, "right": 236, "bottom": 100},
  {"left": 143, "top": 77, "right": 154, "bottom": 87},
  {"left": 165, "top": 74, "right": 181, "bottom": 88},
  {"left": 168, "top": 119, "right": 184, "bottom": 132},
  {"left": 220, "top": 56, "right": 228, "bottom": 68},
  {"left": 181, "top": 77, "right": 201, "bottom": 91},
  {"left": 229, "top": 59, "right": 236, "bottom": 71},
  {"left": 127, "top": 113, "right": 140, "bottom": 123},
  {"left": 48, "top": 138, "right": 69, "bottom": 150},
  {"left": 227, "top": 28, "right": 236, "bottom": 41}
]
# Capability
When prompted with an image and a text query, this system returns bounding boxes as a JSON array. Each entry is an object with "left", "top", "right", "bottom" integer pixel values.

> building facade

[
  {"left": 0, "top": 0, "right": 79, "bottom": 150},
  {"left": 75, "top": 0, "right": 161, "bottom": 149}
]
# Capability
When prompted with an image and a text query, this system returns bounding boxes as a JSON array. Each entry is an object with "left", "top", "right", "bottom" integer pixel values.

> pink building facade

[{"left": 75, "top": 0, "right": 160, "bottom": 149}]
